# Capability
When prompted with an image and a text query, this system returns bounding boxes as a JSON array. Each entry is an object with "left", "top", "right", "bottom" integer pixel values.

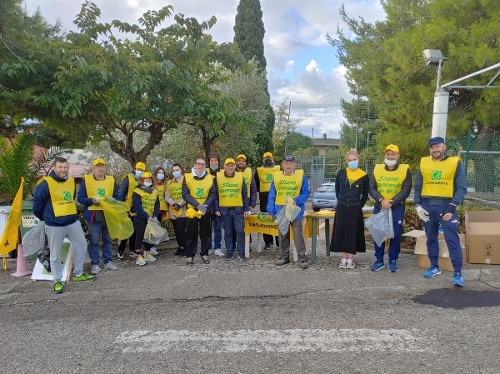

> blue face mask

[
  {"left": 135, "top": 170, "right": 143, "bottom": 178},
  {"left": 210, "top": 165, "right": 218, "bottom": 171},
  {"left": 156, "top": 173, "right": 165, "bottom": 181},
  {"left": 347, "top": 161, "right": 359, "bottom": 169},
  {"left": 143, "top": 182, "right": 152, "bottom": 188},
  {"left": 172, "top": 171, "right": 182, "bottom": 178}
]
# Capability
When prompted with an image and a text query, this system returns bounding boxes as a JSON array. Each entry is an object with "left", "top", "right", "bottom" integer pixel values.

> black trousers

[
  {"left": 118, "top": 214, "right": 136, "bottom": 254},
  {"left": 133, "top": 217, "right": 153, "bottom": 253},
  {"left": 185, "top": 213, "right": 211, "bottom": 258},
  {"left": 172, "top": 217, "right": 187, "bottom": 249}
]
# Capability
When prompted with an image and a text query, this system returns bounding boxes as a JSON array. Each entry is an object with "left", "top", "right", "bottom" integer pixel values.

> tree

[
  {"left": 273, "top": 99, "right": 296, "bottom": 157},
  {"left": 233, "top": 0, "right": 274, "bottom": 156},
  {"left": 1, "top": 1, "right": 250, "bottom": 168},
  {"left": 329, "top": 0, "right": 500, "bottom": 168}
]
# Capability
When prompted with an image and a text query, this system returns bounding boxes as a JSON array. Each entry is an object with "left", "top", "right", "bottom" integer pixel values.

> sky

[{"left": 25, "top": 0, "right": 386, "bottom": 138}]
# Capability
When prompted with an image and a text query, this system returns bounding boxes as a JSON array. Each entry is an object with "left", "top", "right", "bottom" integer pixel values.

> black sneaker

[
  {"left": 264, "top": 244, "right": 271, "bottom": 250},
  {"left": 225, "top": 255, "right": 233, "bottom": 261},
  {"left": 117, "top": 250, "right": 124, "bottom": 260},
  {"left": 238, "top": 255, "right": 247, "bottom": 262},
  {"left": 174, "top": 248, "right": 186, "bottom": 256}
]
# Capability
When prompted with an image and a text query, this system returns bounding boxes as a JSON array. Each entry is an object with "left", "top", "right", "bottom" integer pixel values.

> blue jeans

[
  {"left": 88, "top": 221, "right": 113, "bottom": 265},
  {"left": 422, "top": 201, "right": 463, "bottom": 272},
  {"left": 209, "top": 213, "right": 222, "bottom": 249},
  {"left": 221, "top": 210, "right": 245, "bottom": 257},
  {"left": 373, "top": 204, "right": 405, "bottom": 262}
]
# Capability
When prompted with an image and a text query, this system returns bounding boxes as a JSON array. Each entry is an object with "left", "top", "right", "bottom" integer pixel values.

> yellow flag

[{"left": 0, "top": 178, "right": 25, "bottom": 266}]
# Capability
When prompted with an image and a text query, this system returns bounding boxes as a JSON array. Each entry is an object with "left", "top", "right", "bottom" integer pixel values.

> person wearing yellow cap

[
  {"left": 254, "top": 151, "right": 280, "bottom": 249},
  {"left": 182, "top": 157, "right": 217, "bottom": 265},
  {"left": 214, "top": 158, "right": 249, "bottom": 261},
  {"left": 117, "top": 161, "right": 146, "bottom": 259},
  {"left": 131, "top": 171, "right": 159, "bottom": 265},
  {"left": 369, "top": 144, "right": 412, "bottom": 273},
  {"left": 77, "top": 158, "right": 120, "bottom": 275}
]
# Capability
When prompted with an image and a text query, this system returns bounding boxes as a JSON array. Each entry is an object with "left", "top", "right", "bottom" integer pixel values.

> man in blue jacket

[
  {"left": 77, "top": 158, "right": 120, "bottom": 275},
  {"left": 33, "top": 157, "right": 95, "bottom": 294},
  {"left": 267, "top": 155, "right": 310, "bottom": 269}
]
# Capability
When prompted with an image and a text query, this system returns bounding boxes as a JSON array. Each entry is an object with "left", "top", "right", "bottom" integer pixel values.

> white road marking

[{"left": 114, "top": 329, "right": 433, "bottom": 353}]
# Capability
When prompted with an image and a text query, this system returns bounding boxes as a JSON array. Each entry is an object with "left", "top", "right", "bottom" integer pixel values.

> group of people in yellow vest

[{"left": 32, "top": 136, "right": 467, "bottom": 294}]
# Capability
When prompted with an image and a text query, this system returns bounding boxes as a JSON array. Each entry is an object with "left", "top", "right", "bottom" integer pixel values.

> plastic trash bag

[
  {"left": 100, "top": 196, "right": 134, "bottom": 240},
  {"left": 284, "top": 198, "right": 301, "bottom": 222},
  {"left": 144, "top": 220, "right": 169, "bottom": 245},
  {"left": 275, "top": 207, "right": 290, "bottom": 235},
  {"left": 364, "top": 209, "right": 394, "bottom": 247},
  {"left": 37, "top": 235, "right": 51, "bottom": 272},
  {"left": 22, "top": 221, "right": 46, "bottom": 257}
]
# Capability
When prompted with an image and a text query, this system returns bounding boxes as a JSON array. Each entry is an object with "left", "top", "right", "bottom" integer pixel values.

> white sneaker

[
  {"left": 90, "top": 264, "right": 101, "bottom": 275},
  {"left": 339, "top": 258, "right": 348, "bottom": 269},
  {"left": 104, "top": 261, "right": 118, "bottom": 271},
  {"left": 214, "top": 249, "right": 225, "bottom": 257},
  {"left": 144, "top": 253, "right": 157, "bottom": 262},
  {"left": 208, "top": 249, "right": 214, "bottom": 255},
  {"left": 346, "top": 258, "right": 356, "bottom": 269},
  {"left": 150, "top": 247, "right": 158, "bottom": 256}
]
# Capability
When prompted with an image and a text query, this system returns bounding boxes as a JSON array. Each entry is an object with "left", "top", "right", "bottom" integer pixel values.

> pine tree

[{"left": 234, "top": 0, "right": 274, "bottom": 156}]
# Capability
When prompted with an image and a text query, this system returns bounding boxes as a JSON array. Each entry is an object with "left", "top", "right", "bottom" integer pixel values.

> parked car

[{"left": 312, "top": 182, "right": 337, "bottom": 212}]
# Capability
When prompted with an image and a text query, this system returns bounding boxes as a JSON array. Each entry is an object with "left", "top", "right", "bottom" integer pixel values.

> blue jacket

[
  {"left": 118, "top": 173, "right": 135, "bottom": 202},
  {"left": 33, "top": 171, "right": 78, "bottom": 227},
  {"left": 267, "top": 172, "right": 310, "bottom": 220},
  {"left": 76, "top": 175, "right": 120, "bottom": 223},
  {"left": 414, "top": 155, "right": 467, "bottom": 212},
  {"left": 131, "top": 185, "right": 160, "bottom": 220}
]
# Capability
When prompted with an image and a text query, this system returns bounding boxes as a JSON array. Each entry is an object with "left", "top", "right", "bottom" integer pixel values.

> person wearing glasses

[{"left": 182, "top": 158, "right": 217, "bottom": 265}]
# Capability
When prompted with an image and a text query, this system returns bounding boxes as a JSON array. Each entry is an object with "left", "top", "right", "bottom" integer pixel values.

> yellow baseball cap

[
  {"left": 236, "top": 154, "right": 247, "bottom": 161},
  {"left": 142, "top": 171, "right": 153, "bottom": 179},
  {"left": 384, "top": 144, "right": 400, "bottom": 153},
  {"left": 135, "top": 161, "right": 146, "bottom": 171},
  {"left": 224, "top": 158, "right": 236, "bottom": 166},
  {"left": 93, "top": 158, "right": 106, "bottom": 166},
  {"left": 263, "top": 152, "right": 273, "bottom": 159}
]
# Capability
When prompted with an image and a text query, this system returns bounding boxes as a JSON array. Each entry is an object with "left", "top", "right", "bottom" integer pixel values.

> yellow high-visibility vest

[
  {"left": 83, "top": 175, "right": 115, "bottom": 211},
  {"left": 420, "top": 156, "right": 459, "bottom": 198},
  {"left": 373, "top": 164, "right": 409, "bottom": 200},
  {"left": 184, "top": 173, "right": 213, "bottom": 208},
  {"left": 274, "top": 170, "right": 304, "bottom": 205},
  {"left": 156, "top": 183, "right": 168, "bottom": 211},
  {"left": 44, "top": 176, "right": 77, "bottom": 217},
  {"left": 217, "top": 171, "right": 244, "bottom": 207},
  {"left": 237, "top": 168, "right": 253, "bottom": 198},
  {"left": 256, "top": 166, "right": 280, "bottom": 193},
  {"left": 133, "top": 188, "right": 159, "bottom": 217}
]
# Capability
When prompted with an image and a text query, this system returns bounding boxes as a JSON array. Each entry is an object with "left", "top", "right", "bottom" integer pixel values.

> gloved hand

[
  {"left": 197, "top": 204, "right": 207, "bottom": 214},
  {"left": 173, "top": 203, "right": 181, "bottom": 210},
  {"left": 92, "top": 199, "right": 100, "bottom": 206},
  {"left": 416, "top": 206, "right": 430, "bottom": 222},
  {"left": 148, "top": 216, "right": 158, "bottom": 223}
]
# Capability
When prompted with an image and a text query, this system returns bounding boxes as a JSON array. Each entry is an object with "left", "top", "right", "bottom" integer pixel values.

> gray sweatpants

[
  {"left": 279, "top": 219, "right": 307, "bottom": 262},
  {"left": 45, "top": 221, "right": 87, "bottom": 281}
]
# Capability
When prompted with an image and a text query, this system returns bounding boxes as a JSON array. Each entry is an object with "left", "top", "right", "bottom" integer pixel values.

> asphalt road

[{"left": 2, "top": 223, "right": 500, "bottom": 374}]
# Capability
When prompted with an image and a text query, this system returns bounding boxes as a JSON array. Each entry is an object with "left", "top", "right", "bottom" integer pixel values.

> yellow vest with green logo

[
  {"left": 184, "top": 173, "right": 213, "bottom": 208},
  {"left": 217, "top": 171, "right": 244, "bottom": 207},
  {"left": 122, "top": 173, "right": 139, "bottom": 211},
  {"left": 274, "top": 170, "right": 304, "bottom": 205},
  {"left": 167, "top": 177, "right": 184, "bottom": 217},
  {"left": 420, "top": 156, "right": 459, "bottom": 198},
  {"left": 44, "top": 176, "right": 77, "bottom": 217},
  {"left": 83, "top": 175, "right": 115, "bottom": 211},
  {"left": 156, "top": 183, "right": 168, "bottom": 211},
  {"left": 133, "top": 188, "right": 159, "bottom": 217},
  {"left": 373, "top": 164, "right": 409, "bottom": 200},
  {"left": 256, "top": 166, "right": 280, "bottom": 193},
  {"left": 238, "top": 168, "right": 253, "bottom": 198}
]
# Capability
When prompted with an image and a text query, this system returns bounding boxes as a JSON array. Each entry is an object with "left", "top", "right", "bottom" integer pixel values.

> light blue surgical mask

[
  {"left": 135, "top": 170, "right": 143, "bottom": 178},
  {"left": 347, "top": 161, "right": 359, "bottom": 170},
  {"left": 156, "top": 173, "right": 165, "bottom": 181},
  {"left": 210, "top": 165, "right": 218, "bottom": 171},
  {"left": 172, "top": 171, "right": 182, "bottom": 178},
  {"left": 143, "top": 182, "right": 152, "bottom": 188}
]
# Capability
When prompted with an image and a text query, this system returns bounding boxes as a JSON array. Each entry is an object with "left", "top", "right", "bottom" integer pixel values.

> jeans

[
  {"left": 373, "top": 204, "right": 405, "bottom": 262},
  {"left": 45, "top": 220, "right": 87, "bottom": 281},
  {"left": 422, "top": 201, "right": 463, "bottom": 272},
  {"left": 88, "top": 221, "right": 113, "bottom": 265},
  {"left": 209, "top": 213, "right": 222, "bottom": 249},
  {"left": 221, "top": 210, "right": 245, "bottom": 257}
]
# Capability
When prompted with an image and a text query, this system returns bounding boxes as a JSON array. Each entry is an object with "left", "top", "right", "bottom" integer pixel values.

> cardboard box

[
  {"left": 465, "top": 211, "right": 500, "bottom": 264},
  {"left": 403, "top": 230, "right": 467, "bottom": 272}
]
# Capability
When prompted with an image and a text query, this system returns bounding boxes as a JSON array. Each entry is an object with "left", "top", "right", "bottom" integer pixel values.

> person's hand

[
  {"left": 215, "top": 211, "right": 221, "bottom": 216},
  {"left": 197, "top": 204, "right": 207, "bottom": 214},
  {"left": 267, "top": 214, "right": 274, "bottom": 221},
  {"left": 92, "top": 199, "right": 100, "bottom": 206},
  {"left": 416, "top": 206, "right": 430, "bottom": 222},
  {"left": 148, "top": 216, "right": 158, "bottom": 223},
  {"left": 380, "top": 199, "right": 392, "bottom": 210},
  {"left": 441, "top": 212, "right": 453, "bottom": 221}
]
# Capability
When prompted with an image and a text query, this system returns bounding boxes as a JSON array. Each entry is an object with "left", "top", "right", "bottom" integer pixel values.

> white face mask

[
  {"left": 384, "top": 159, "right": 397, "bottom": 167},
  {"left": 143, "top": 182, "right": 152, "bottom": 188}
]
